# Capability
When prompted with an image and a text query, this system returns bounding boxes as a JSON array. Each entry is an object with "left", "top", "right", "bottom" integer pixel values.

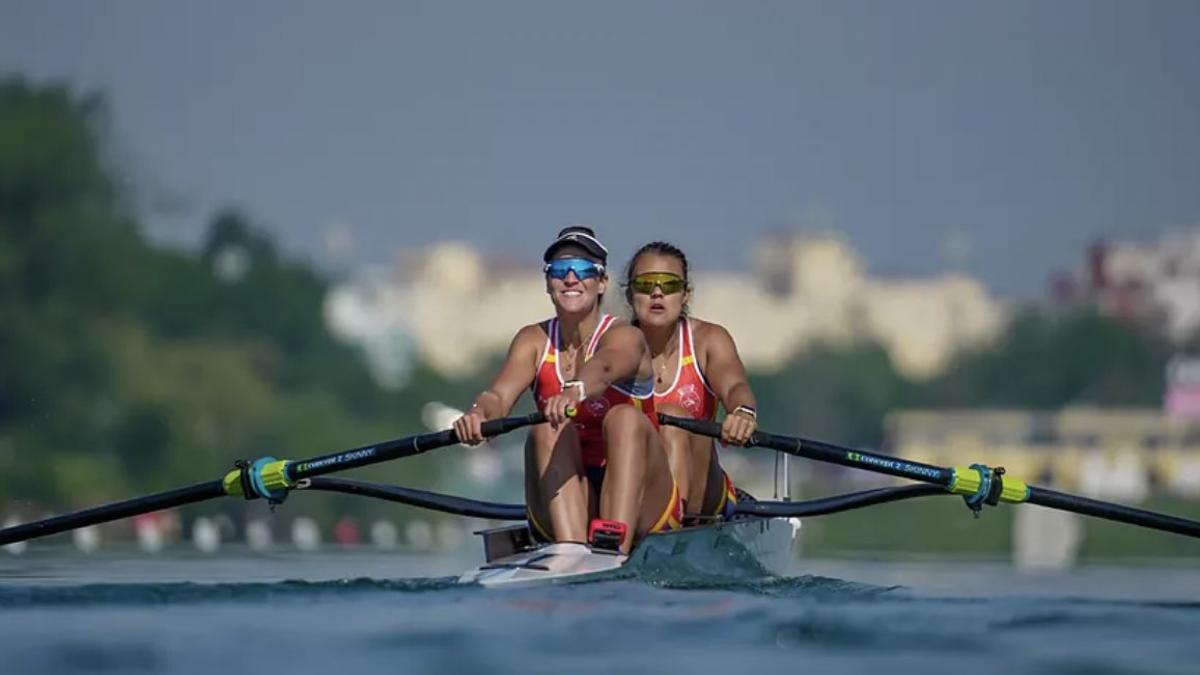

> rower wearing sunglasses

[
  {"left": 453, "top": 226, "right": 681, "bottom": 554},
  {"left": 624, "top": 241, "right": 759, "bottom": 522}
]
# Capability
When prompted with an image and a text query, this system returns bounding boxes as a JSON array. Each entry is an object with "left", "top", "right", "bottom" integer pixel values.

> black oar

[
  {"left": 660, "top": 413, "right": 1200, "bottom": 540},
  {"left": 298, "top": 477, "right": 948, "bottom": 521},
  {"left": 734, "top": 483, "right": 949, "bottom": 517},
  {"left": 300, "top": 477, "right": 528, "bottom": 520},
  {"left": 0, "top": 413, "right": 544, "bottom": 546}
]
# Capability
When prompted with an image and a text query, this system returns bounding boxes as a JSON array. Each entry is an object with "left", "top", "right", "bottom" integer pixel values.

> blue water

[{"left": 2, "top": 553, "right": 1198, "bottom": 675}]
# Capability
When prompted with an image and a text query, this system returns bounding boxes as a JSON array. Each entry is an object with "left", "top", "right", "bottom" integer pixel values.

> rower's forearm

[
  {"left": 470, "top": 390, "right": 509, "bottom": 419},
  {"left": 723, "top": 383, "right": 757, "bottom": 413}
]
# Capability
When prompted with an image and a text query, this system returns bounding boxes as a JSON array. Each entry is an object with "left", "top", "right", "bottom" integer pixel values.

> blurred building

[
  {"left": 724, "top": 232, "right": 1006, "bottom": 379},
  {"left": 885, "top": 407, "right": 1200, "bottom": 500},
  {"left": 1051, "top": 227, "right": 1200, "bottom": 343},
  {"left": 325, "top": 243, "right": 550, "bottom": 383},
  {"left": 325, "top": 233, "right": 1008, "bottom": 387}
]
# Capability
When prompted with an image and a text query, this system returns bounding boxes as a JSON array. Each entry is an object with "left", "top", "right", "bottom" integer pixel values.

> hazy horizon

[{"left": 4, "top": 0, "right": 1199, "bottom": 297}]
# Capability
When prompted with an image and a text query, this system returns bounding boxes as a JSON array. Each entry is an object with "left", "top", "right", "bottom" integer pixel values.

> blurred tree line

[
  {"left": 0, "top": 77, "right": 1181, "bottom": 522},
  {"left": 0, "top": 77, "right": 491, "bottom": 521},
  {"left": 753, "top": 310, "right": 1174, "bottom": 449}
]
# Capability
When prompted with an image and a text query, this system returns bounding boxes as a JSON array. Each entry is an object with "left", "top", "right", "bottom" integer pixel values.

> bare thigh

[
  {"left": 601, "top": 405, "right": 676, "bottom": 539},
  {"left": 656, "top": 403, "right": 725, "bottom": 516},
  {"left": 524, "top": 422, "right": 589, "bottom": 542}
]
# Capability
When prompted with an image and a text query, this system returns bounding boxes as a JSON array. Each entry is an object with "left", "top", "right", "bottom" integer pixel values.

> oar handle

[{"left": 657, "top": 414, "right": 723, "bottom": 440}]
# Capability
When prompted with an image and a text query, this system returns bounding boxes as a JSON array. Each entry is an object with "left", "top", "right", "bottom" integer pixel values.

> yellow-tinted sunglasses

[{"left": 630, "top": 272, "right": 687, "bottom": 295}]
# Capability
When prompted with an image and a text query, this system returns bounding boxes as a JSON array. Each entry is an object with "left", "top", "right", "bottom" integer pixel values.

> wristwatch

[
  {"left": 563, "top": 379, "right": 587, "bottom": 400},
  {"left": 732, "top": 404, "right": 757, "bottom": 420}
]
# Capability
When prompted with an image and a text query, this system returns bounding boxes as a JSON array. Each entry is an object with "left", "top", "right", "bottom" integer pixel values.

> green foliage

[
  {"left": 747, "top": 309, "right": 1171, "bottom": 450},
  {"left": 752, "top": 342, "right": 908, "bottom": 447},
  {"left": 915, "top": 309, "right": 1170, "bottom": 409},
  {"left": 0, "top": 77, "right": 437, "bottom": 520}
]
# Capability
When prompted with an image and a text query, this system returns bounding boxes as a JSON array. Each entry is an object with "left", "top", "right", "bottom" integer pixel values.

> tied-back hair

[{"left": 623, "top": 241, "right": 691, "bottom": 325}]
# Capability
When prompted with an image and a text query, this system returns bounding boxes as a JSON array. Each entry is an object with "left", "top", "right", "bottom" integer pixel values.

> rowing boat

[{"left": 459, "top": 515, "right": 799, "bottom": 588}]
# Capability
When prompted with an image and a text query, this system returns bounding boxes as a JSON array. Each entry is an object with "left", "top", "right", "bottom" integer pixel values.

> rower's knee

[
  {"left": 602, "top": 404, "right": 645, "bottom": 439},
  {"left": 603, "top": 405, "right": 653, "bottom": 467}
]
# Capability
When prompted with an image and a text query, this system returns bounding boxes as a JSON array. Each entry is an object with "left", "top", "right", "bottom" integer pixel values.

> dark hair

[{"left": 623, "top": 241, "right": 691, "bottom": 320}]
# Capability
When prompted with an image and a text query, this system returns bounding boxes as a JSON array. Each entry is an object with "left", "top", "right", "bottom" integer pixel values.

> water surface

[{"left": 2, "top": 551, "right": 1196, "bottom": 675}]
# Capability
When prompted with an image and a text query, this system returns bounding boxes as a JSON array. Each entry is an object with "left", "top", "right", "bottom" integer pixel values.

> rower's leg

[
  {"left": 524, "top": 422, "right": 589, "bottom": 542},
  {"left": 693, "top": 439, "right": 731, "bottom": 517},
  {"left": 657, "top": 402, "right": 703, "bottom": 516},
  {"left": 600, "top": 404, "right": 675, "bottom": 554}
]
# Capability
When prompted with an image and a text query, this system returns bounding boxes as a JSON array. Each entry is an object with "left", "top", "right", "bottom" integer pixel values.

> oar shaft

[
  {"left": 302, "top": 477, "right": 526, "bottom": 520},
  {"left": 1028, "top": 486, "right": 1200, "bottom": 539},
  {"left": 0, "top": 480, "right": 226, "bottom": 546},
  {"left": 660, "top": 413, "right": 1200, "bottom": 541},
  {"left": 285, "top": 413, "right": 543, "bottom": 482},
  {"left": 661, "top": 415, "right": 954, "bottom": 486},
  {"left": 1, "top": 413, "right": 545, "bottom": 547}
]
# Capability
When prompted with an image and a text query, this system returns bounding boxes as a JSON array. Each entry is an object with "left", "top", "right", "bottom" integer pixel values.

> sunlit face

[
  {"left": 628, "top": 252, "right": 689, "bottom": 329},
  {"left": 545, "top": 244, "right": 607, "bottom": 314}
]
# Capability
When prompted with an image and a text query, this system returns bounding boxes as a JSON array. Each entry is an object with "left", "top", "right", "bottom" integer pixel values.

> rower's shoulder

[
  {"left": 597, "top": 317, "right": 642, "bottom": 342},
  {"left": 514, "top": 321, "right": 552, "bottom": 344},
  {"left": 506, "top": 322, "right": 552, "bottom": 356},
  {"left": 688, "top": 317, "right": 736, "bottom": 347}
]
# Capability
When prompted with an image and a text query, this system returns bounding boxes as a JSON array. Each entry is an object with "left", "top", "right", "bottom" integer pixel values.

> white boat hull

[
  {"left": 458, "top": 517, "right": 797, "bottom": 588},
  {"left": 458, "top": 542, "right": 629, "bottom": 588}
]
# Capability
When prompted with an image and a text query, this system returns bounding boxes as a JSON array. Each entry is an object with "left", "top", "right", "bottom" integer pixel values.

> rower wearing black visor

[{"left": 453, "top": 226, "right": 681, "bottom": 554}]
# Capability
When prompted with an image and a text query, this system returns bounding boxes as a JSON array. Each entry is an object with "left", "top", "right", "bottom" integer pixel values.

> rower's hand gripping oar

[
  {"left": 0, "top": 412, "right": 545, "bottom": 546},
  {"left": 660, "top": 413, "right": 1200, "bottom": 540}
]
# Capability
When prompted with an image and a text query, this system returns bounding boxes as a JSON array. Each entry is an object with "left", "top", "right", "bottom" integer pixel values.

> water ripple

[{"left": 0, "top": 576, "right": 460, "bottom": 607}]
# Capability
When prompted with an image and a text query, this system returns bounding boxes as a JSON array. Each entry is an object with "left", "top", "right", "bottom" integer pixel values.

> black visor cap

[{"left": 543, "top": 226, "right": 608, "bottom": 264}]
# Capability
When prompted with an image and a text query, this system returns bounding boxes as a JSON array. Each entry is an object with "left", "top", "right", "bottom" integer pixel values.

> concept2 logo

[
  {"left": 295, "top": 448, "right": 378, "bottom": 474},
  {"left": 846, "top": 451, "right": 942, "bottom": 479}
]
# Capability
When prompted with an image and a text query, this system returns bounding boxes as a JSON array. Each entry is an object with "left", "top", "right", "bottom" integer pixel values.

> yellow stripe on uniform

[
  {"left": 649, "top": 482, "right": 682, "bottom": 532},
  {"left": 527, "top": 508, "right": 553, "bottom": 541}
]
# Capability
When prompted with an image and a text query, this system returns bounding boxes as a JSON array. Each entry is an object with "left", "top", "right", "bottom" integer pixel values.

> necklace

[
  {"left": 653, "top": 330, "right": 680, "bottom": 386},
  {"left": 558, "top": 319, "right": 600, "bottom": 379}
]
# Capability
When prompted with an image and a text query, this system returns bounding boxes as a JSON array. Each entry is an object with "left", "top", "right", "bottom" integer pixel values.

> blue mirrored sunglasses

[{"left": 544, "top": 257, "right": 606, "bottom": 281}]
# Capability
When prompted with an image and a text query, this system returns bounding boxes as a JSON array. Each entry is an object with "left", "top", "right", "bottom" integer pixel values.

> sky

[{"left": 2, "top": 0, "right": 1199, "bottom": 296}]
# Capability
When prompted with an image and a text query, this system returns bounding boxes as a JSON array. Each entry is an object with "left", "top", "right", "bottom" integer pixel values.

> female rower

[
  {"left": 453, "top": 226, "right": 680, "bottom": 554},
  {"left": 624, "top": 241, "right": 758, "bottom": 521}
]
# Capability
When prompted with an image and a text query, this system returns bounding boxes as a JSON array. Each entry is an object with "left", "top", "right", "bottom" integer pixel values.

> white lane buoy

[
  {"left": 73, "top": 525, "right": 101, "bottom": 554},
  {"left": 192, "top": 517, "right": 221, "bottom": 554},
  {"left": 245, "top": 519, "right": 273, "bottom": 552},
  {"left": 370, "top": 520, "right": 399, "bottom": 550},
  {"left": 291, "top": 516, "right": 321, "bottom": 552}
]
